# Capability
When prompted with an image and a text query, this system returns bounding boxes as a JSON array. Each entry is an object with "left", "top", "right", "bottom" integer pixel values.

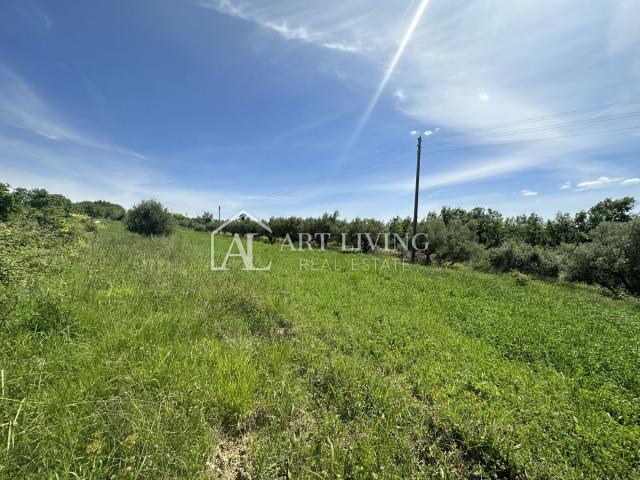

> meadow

[{"left": 1, "top": 221, "right": 639, "bottom": 479}]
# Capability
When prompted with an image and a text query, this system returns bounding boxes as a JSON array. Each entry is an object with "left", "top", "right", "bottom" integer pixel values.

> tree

[
  {"left": 425, "top": 218, "right": 481, "bottom": 265},
  {"left": 124, "top": 200, "right": 175, "bottom": 236},
  {"left": 563, "top": 218, "right": 640, "bottom": 296},
  {"left": 0, "top": 183, "right": 13, "bottom": 221},
  {"left": 74, "top": 200, "right": 126, "bottom": 220},
  {"left": 488, "top": 240, "right": 560, "bottom": 278},
  {"left": 586, "top": 197, "right": 636, "bottom": 230},
  {"left": 467, "top": 207, "right": 504, "bottom": 247},
  {"left": 546, "top": 212, "right": 580, "bottom": 246}
]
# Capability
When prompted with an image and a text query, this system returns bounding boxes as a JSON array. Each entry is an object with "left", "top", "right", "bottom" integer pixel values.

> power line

[
  {"left": 244, "top": 101, "right": 640, "bottom": 207},
  {"left": 246, "top": 124, "right": 639, "bottom": 206},
  {"left": 426, "top": 98, "right": 640, "bottom": 141},
  {"left": 242, "top": 140, "right": 415, "bottom": 206},
  {"left": 236, "top": 99, "right": 640, "bottom": 208},
  {"left": 422, "top": 111, "right": 640, "bottom": 148},
  {"left": 427, "top": 124, "right": 640, "bottom": 155}
]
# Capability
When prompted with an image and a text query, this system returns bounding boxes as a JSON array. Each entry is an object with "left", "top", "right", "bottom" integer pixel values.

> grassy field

[{"left": 1, "top": 222, "right": 639, "bottom": 479}]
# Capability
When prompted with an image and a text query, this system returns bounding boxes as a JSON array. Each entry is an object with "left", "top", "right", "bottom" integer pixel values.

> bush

[
  {"left": 124, "top": 200, "right": 175, "bottom": 236},
  {"left": 424, "top": 218, "right": 482, "bottom": 265},
  {"left": 511, "top": 271, "right": 530, "bottom": 286},
  {"left": 488, "top": 241, "right": 560, "bottom": 278},
  {"left": 563, "top": 219, "right": 640, "bottom": 296}
]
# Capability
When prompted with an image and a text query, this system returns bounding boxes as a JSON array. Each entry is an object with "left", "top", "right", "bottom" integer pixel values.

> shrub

[
  {"left": 563, "top": 219, "right": 640, "bottom": 296},
  {"left": 511, "top": 271, "right": 530, "bottom": 286},
  {"left": 124, "top": 200, "right": 175, "bottom": 236},
  {"left": 488, "top": 241, "right": 560, "bottom": 278},
  {"left": 425, "top": 218, "right": 482, "bottom": 265}
]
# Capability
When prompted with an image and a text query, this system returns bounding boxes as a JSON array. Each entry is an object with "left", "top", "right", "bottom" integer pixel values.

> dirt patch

[{"left": 207, "top": 433, "right": 252, "bottom": 480}]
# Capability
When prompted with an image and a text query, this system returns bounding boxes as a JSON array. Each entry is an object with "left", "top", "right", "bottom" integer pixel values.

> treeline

[
  {"left": 74, "top": 200, "right": 125, "bottom": 220},
  {"left": 178, "top": 197, "right": 639, "bottom": 296},
  {"left": 0, "top": 184, "right": 125, "bottom": 222},
  {"left": 180, "top": 197, "right": 635, "bottom": 247},
  {"left": 2, "top": 181, "right": 637, "bottom": 297}
]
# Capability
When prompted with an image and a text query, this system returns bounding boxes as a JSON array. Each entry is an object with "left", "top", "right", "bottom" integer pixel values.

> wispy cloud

[
  {"left": 620, "top": 177, "right": 640, "bottom": 185},
  {"left": 394, "top": 89, "right": 407, "bottom": 103},
  {"left": 575, "top": 176, "right": 624, "bottom": 190},
  {"left": 0, "top": 132, "right": 259, "bottom": 216},
  {"left": 201, "top": 0, "right": 640, "bottom": 192},
  {"left": 521, "top": 189, "right": 538, "bottom": 196},
  {"left": 199, "top": 0, "right": 362, "bottom": 53},
  {"left": 31, "top": 5, "right": 52, "bottom": 29},
  {"left": 0, "top": 65, "right": 145, "bottom": 158},
  {"left": 560, "top": 181, "right": 572, "bottom": 190},
  {"left": 345, "top": 0, "right": 430, "bottom": 150}
]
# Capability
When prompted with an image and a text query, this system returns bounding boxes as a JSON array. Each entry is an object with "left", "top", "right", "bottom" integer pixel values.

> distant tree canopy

[
  {"left": 0, "top": 183, "right": 127, "bottom": 223},
  {"left": 125, "top": 200, "right": 174, "bottom": 236},
  {"left": 74, "top": 200, "right": 125, "bottom": 220}
]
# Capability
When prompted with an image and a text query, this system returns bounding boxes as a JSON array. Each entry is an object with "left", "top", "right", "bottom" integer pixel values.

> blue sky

[{"left": 1, "top": 0, "right": 639, "bottom": 219}]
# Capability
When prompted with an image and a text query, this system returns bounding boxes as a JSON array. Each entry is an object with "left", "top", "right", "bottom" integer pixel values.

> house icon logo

[{"left": 211, "top": 209, "right": 272, "bottom": 271}]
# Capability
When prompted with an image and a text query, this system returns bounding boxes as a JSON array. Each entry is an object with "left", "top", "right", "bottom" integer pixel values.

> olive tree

[{"left": 125, "top": 200, "right": 175, "bottom": 236}]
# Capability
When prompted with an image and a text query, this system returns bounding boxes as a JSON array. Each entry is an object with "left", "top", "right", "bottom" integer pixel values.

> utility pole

[
  {"left": 410, "top": 136, "right": 422, "bottom": 263},
  {"left": 218, "top": 205, "right": 221, "bottom": 222}
]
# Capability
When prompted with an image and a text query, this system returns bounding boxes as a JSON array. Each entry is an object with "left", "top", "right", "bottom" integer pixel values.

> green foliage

[
  {"left": 585, "top": 196, "right": 636, "bottom": 230},
  {"left": 563, "top": 218, "right": 640, "bottom": 296},
  {"left": 0, "top": 183, "right": 95, "bottom": 328},
  {"left": 510, "top": 271, "right": 530, "bottom": 286},
  {"left": 0, "top": 183, "right": 13, "bottom": 221},
  {"left": 488, "top": 240, "right": 561, "bottom": 278},
  {"left": 545, "top": 212, "right": 584, "bottom": 245},
  {"left": 124, "top": 200, "right": 175, "bottom": 236},
  {"left": 424, "top": 218, "right": 482, "bottom": 265},
  {"left": 74, "top": 200, "right": 125, "bottom": 220}
]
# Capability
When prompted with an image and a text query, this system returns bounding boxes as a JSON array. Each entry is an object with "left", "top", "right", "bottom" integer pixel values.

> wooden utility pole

[
  {"left": 410, "top": 136, "right": 422, "bottom": 263},
  {"left": 218, "top": 205, "right": 221, "bottom": 221}
]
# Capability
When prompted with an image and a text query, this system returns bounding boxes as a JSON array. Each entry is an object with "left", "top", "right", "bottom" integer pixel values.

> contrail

[{"left": 345, "top": 0, "right": 430, "bottom": 152}]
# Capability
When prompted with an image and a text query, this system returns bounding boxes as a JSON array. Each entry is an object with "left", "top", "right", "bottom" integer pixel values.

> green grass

[{"left": 1, "top": 222, "right": 639, "bottom": 479}]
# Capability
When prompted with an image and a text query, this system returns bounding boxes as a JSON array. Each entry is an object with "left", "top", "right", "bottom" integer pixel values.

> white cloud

[
  {"left": 262, "top": 21, "right": 310, "bottom": 41},
  {"left": 575, "top": 176, "right": 624, "bottom": 190},
  {"left": 0, "top": 132, "right": 259, "bottom": 216},
  {"left": 0, "top": 65, "right": 145, "bottom": 159},
  {"left": 199, "top": 1, "right": 640, "bottom": 191},
  {"left": 521, "top": 189, "right": 538, "bottom": 196},
  {"left": 423, "top": 129, "right": 434, "bottom": 136},
  {"left": 371, "top": 149, "right": 540, "bottom": 193},
  {"left": 477, "top": 92, "right": 490, "bottom": 103},
  {"left": 560, "top": 181, "right": 572, "bottom": 189},
  {"left": 409, "top": 130, "right": 418, "bottom": 136},
  {"left": 199, "top": 0, "right": 362, "bottom": 52},
  {"left": 621, "top": 177, "right": 640, "bottom": 185},
  {"left": 394, "top": 89, "right": 407, "bottom": 102}
]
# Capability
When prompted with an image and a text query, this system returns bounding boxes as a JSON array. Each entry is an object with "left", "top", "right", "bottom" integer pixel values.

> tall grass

[{"left": 1, "top": 222, "right": 638, "bottom": 478}]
